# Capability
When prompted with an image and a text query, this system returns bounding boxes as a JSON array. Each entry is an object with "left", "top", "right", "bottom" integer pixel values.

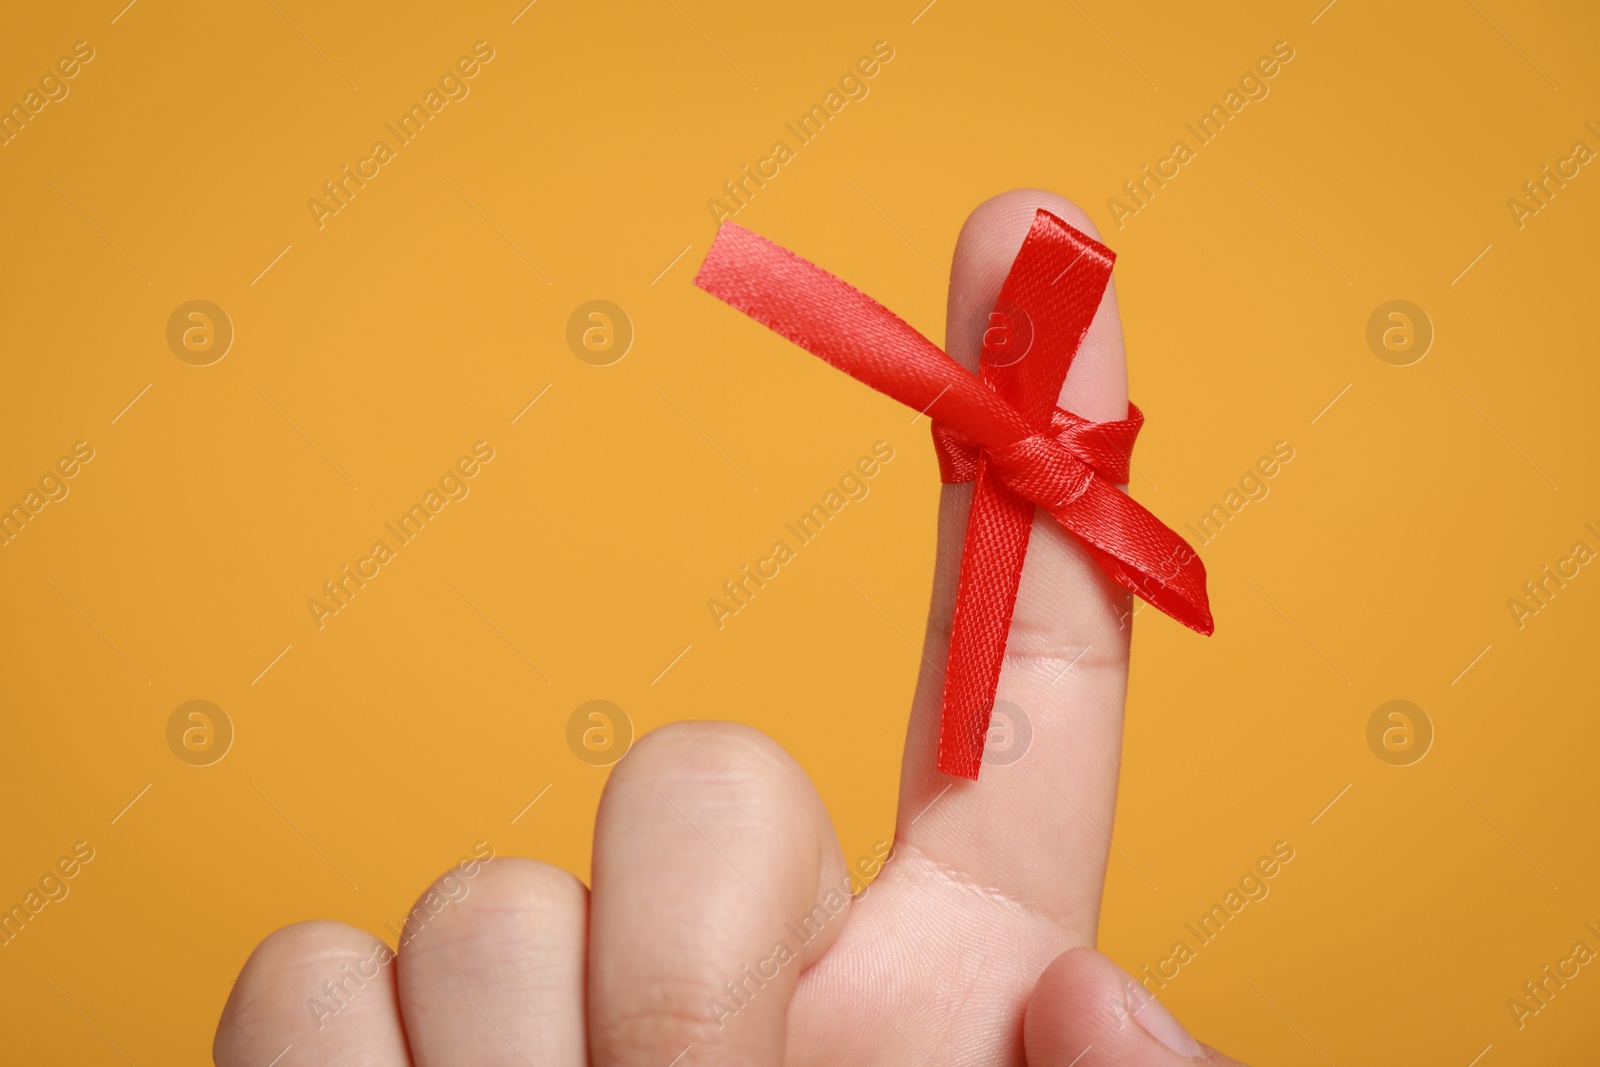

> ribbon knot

[
  {"left": 935, "top": 402, "right": 1144, "bottom": 505},
  {"left": 694, "top": 209, "right": 1213, "bottom": 780},
  {"left": 983, "top": 430, "right": 1095, "bottom": 511}
]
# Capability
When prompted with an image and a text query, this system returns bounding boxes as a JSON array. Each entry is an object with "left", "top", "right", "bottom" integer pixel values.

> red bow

[{"left": 694, "top": 209, "right": 1213, "bottom": 779}]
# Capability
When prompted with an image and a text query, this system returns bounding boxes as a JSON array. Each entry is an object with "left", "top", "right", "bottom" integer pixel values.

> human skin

[{"left": 214, "top": 189, "right": 1249, "bottom": 1066}]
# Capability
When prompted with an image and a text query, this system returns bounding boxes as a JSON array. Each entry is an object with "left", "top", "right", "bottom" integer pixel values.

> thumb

[{"left": 1024, "top": 947, "right": 1248, "bottom": 1066}]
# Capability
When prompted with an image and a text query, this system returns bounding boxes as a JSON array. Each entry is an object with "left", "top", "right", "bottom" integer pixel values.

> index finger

[{"left": 895, "top": 189, "right": 1134, "bottom": 938}]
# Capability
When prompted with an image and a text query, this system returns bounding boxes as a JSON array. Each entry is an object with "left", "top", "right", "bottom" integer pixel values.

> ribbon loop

[
  {"left": 694, "top": 210, "right": 1213, "bottom": 780},
  {"left": 1050, "top": 403, "right": 1143, "bottom": 485}
]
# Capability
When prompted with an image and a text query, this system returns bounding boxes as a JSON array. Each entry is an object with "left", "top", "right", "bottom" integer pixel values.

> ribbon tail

[
  {"left": 1048, "top": 479, "right": 1214, "bottom": 635},
  {"left": 694, "top": 221, "right": 1033, "bottom": 450},
  {"left": 938, "top": 463, "right": 1034, "bottom": 779}
]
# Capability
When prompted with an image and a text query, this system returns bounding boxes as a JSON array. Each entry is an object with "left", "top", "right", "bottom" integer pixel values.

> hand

[{"left": 214, "top": 189, "right": 1248, "bottom": 1066}]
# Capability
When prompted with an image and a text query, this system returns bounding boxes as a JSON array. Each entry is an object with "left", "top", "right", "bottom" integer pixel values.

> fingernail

[{"left": 1121, "top": 972, "right": 1204, "bottom": 1059}]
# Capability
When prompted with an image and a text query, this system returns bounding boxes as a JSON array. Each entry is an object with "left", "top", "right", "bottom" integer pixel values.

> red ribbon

[{"left": 694, "top": 209, "right": 1213, "bottom": 779}]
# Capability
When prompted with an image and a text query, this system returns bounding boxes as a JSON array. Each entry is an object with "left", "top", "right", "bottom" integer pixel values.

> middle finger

[{"left": 588, "top": 721, "right": 850, "bottom": 1067}]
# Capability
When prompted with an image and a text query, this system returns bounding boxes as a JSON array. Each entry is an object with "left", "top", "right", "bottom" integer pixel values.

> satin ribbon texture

[{"left": 693, "top": 209, "right": 1213, "bottom": 779}]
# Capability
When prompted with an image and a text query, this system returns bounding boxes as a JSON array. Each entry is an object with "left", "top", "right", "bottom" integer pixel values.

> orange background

[{"left": 2, "top": 0, "right": 1597, "bottom": 1063}]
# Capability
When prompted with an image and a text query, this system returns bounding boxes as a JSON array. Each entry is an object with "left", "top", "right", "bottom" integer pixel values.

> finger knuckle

[
  {"left": 611, "top": 720, "right": 798, "bottom": 792},
  {"left": 247, "top": 920, "right": 381, "bottom": 972}
]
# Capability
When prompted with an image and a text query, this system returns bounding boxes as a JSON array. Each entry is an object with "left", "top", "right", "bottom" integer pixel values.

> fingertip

[
  {"left": 955, "top": 189, "right": 1104, "bottom": 271},
  {"left": 948, "top": 190, "right": 1086, "bottom": 370},
  {"left": 215, "top": 920, "right": 408, "bottom": 1067},
  {"left": 946, "top": 189, "right": 1127, "bottom": 421}
]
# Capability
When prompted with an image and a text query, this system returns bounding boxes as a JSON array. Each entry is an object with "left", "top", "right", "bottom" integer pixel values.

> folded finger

[
  {"left": 587, "top": 722, "right": 849, "bottom": 1067},
  {"left": 396, "top": 857, "right": 588, "bottom": 1066},
  {"left": 214, "top": 920, "right": 412, "bottom": 1067}
]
